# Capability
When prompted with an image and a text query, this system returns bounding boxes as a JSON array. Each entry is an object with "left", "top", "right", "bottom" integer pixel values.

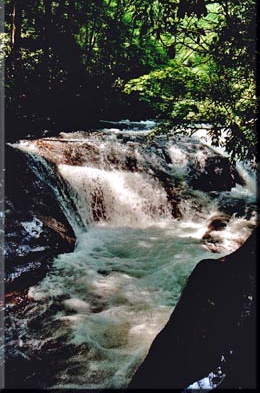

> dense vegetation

[{"left": 2, "top": 0, "right": 258, "bottom": 163}]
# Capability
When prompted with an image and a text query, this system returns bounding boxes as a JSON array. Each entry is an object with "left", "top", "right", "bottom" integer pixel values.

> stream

[{"left": 5, "top": 120, "right": 257, "bottom": 389}]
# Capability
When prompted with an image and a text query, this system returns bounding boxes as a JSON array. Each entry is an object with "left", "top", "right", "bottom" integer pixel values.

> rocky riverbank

[
  {"left": 5, "top": 145, "right": 76, "bottom": 293},
  {"left": 4, "top": 124, "right": 257, "bottom": 389},
  {"left": 128, "top": 227, "right": 257, "bottom": 389}
]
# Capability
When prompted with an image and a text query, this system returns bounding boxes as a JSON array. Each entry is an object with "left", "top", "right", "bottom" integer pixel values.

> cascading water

[
  {"left": 57, "top": 165, "right": 172, "bottom": 227},
  {"left": 14, "top": 149, "right": 86, "bottom": 235},
  {"left": 6, "top": 121, "right": 257, "bottom": 389}
]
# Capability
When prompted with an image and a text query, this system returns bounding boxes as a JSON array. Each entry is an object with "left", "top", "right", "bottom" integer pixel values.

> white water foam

[
  {"left": 168, "top": 146, "right": 188, "bottom": 168},
  {"left": 27, "top": 223, "right": 222, "bottom": 389},
  {"left": 58, "top": 164, "right": 172, "bottom": 227},
  {"left": 21, "top": 217, "right": 43, "bottom": 238},
  {"left": 100, "top": 119, "right": 156, "bottom": 129},
  {"left": 9, "top": 121, "right": 257, "bottom": 389}
]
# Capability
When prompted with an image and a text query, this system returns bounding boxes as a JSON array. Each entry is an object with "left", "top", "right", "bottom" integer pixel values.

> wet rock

[
  {"left": 206, "top": 214, "right": 230, "bottom": 232},
  {"left": 4, "top": 289, "right": 86, "bottom": 389},
  {"left": 201, "top": 214, "right": 230, "bottom": 244},
  {"left": 128, "top": 228, "right": 257, "bottom": 389},
  {"left": 5, "top": 145, "right": 76, "bottom": 291},
  {"left": 189, "top": 155, "right": 245, "bottom": 192},
  {"left": 17, "top": 133, "right": 248, "bottom": 205},
  {"left": 146, "top": 166, "right": 181, "bottom": 218},
  {"left": 217, "top": 194, "right": 256, "bottom": 218},
  {"left": 4, "top": 336, "right": 80, "bottom": 389},
  {"left": 201, "top": 215, "right": 232, "bottom": 253}
]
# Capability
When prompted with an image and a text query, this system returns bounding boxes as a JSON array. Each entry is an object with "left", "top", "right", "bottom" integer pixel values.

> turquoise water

[{"left": 11, "top": 122, "right": 256, "bottom": 388}]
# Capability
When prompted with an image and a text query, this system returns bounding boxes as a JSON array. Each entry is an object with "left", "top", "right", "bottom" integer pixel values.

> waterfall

[
  {"left": 7, "top": 122, "right": 257, "bottom": 390},
  {"left": 12, "top": 145, "right": 86, "bottom": 236},
  {"left": 58, "top": 165, "right": 172, "bottom": 227}
]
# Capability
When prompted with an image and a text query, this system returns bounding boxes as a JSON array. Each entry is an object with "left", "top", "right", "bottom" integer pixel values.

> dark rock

[
  {"left": 189, "top": 155, "right": 245, "bottom": 192},
  {"left": 5, "top": 145, "right": 76, "bottom": 291},
  {"left": 201, "top": 214, "right": 231, "bottom": 253},
  {"left": 151, "top": 168, "right": 182, "bottom": 218},
  {"left": 206, "top": 214, "right": 230, "bottom": 231},
  {"left": 202, "top": 214, "right": 230, "bottom": 238},
  {"left": 128, "top": 228, "right": 257, "bottom": 389},
  {"left": 217, "top": 194, "right": 256, "bottom": 218}
]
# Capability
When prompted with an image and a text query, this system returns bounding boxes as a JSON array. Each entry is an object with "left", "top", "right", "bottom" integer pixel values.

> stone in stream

[
  {"left": 189, "top": 155, "right": 245, "bottom": 192},
  {"left": 128, "top": 228, "right": 257, "bottom": 390},
  {"left": 217, "top": 194, "right": 256, "bottom": 218},
  {"left": 201, "top": 214, "right": 230, "bottom": 252},
  {"left": 4, "top": 130, "right": 256, "bottom": 390},
  {"left": 14, "top": 132, "right": 247, "bottom": 226}
]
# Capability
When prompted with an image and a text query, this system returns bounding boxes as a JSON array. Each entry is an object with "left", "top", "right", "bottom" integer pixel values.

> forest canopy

[{"left": 2, "top": 0, "right": 258, "bottom": 164}]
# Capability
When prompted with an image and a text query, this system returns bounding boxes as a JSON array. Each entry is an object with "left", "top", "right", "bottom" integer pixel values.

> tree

[
  {"left": 124, "top": 0, "right": 258, "bottom": 165},
  {"left": 4, "top": 0, "right": 171, "bottom": 137}
]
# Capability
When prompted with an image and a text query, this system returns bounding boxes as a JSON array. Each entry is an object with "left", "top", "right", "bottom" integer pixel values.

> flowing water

[{"left": 6, "top": 121, "right": 257, "bottom": 389}]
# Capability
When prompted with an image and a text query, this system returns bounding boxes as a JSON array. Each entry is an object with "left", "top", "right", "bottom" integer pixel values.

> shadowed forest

[{"left": 3, "top": 0, "right": 258, "bottom": 165}]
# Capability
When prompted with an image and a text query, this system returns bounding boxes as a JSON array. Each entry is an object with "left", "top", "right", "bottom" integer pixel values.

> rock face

[
  {"left": 189, "top": 155, "right": 245, "bottom": 192},
  {"left": 5, "top": 145, "right": 76, "bottom": 292},
  {"left": 5, "top": 132, "right": 253, "bottom": 292},
  {"left": 15, "top": 132, "right": 248, "bottom": 225},
  {"left": 128, "top": 228, "right": 257, "bottom": 390}
]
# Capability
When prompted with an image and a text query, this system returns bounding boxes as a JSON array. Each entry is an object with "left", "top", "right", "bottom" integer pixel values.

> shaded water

[{"left": 7, "top": 121, "right": 257, "bottom": 389}]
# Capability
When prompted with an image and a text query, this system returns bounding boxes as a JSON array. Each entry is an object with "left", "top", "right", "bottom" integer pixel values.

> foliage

[
  {"left": 4, "top": 0, "right": 170, "bottom": 137},
  {"left": 123, "top": 0, "right": 258, "bottom": 164},
  {"left": 3, "top": 0, "right": 258, "bottom": 164}
]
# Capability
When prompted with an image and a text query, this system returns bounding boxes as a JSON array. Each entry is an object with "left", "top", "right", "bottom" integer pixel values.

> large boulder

[
  {"left": 128, "top": 228, "right": 257, "bottom": 389},
  {"left": 217, "top": 194, "right": 256, "bottom": 218},
  {"left": 189, "top": 155, "right": 245, "bottom": 192},
  {"left": 5, "top": 145, "right": 76, "bottom": 292}
]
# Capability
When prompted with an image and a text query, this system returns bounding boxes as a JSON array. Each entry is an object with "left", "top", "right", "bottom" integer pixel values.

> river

[{"left": 5, "top": 120, "right": 257, "bottom": 389}]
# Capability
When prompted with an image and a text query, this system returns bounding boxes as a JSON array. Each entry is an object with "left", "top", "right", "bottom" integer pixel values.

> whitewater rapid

[{"left": 7, "top": 120, "right": 257, "bottom": 389}]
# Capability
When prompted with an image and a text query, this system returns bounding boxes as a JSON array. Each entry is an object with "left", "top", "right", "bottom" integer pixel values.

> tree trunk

[{"left": 11, "top": 0, "right": 22, "bottom": 53}]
